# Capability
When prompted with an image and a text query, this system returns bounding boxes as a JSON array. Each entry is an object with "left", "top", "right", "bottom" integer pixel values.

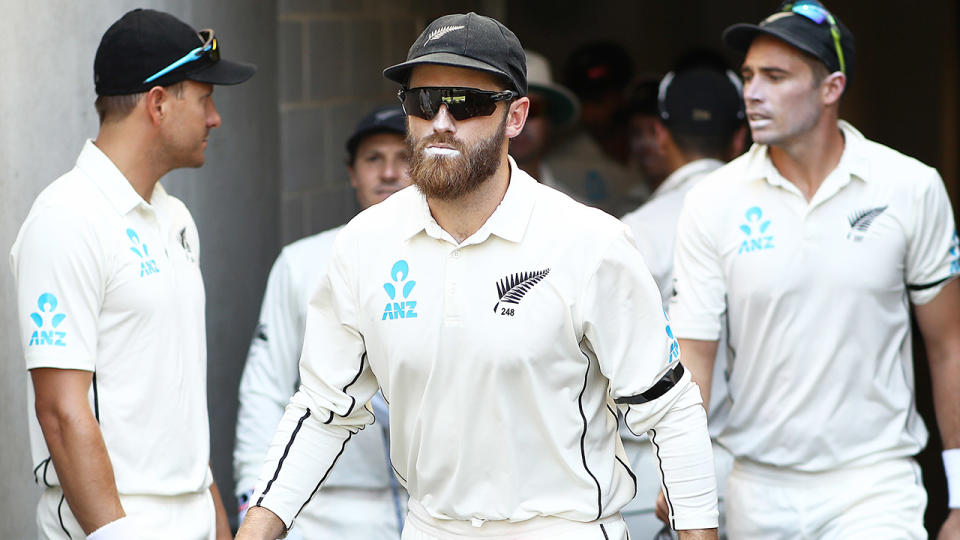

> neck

[
  {"left": 427, "top": 153, "right": 511, "bottom": 244},
  {"left": 768, "top": 115, "right": 845, "bottom": 202},
  {"left": 94, "top": 122, "right": 168, "bottom": 202}
]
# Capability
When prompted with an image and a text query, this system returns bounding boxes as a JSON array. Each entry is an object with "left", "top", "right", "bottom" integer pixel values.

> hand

[
  {"left": 655, "top": 490, "right": 670, "bottom": 524},
  {"left": 939, "top": 509, "right": 960, "bottom": 540}
]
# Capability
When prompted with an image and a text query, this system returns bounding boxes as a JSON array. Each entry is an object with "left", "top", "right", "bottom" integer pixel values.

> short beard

[{"left": 407, "top": 112, "right": 507, "bottom": 201}]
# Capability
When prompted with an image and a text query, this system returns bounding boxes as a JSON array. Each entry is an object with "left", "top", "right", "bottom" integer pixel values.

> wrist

[
  {"left": 86, "top": 516, "right": 135, "bottom": 540},
  {"left": 944, "top": 448, "right": 960, "bottom": 509}
]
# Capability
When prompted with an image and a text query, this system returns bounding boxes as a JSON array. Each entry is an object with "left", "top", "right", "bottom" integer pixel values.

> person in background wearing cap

[
  {"left": 233, "top": 104, "right": 411, "bottom": 540},
  {"left": 669, "top": 2, "right": 960, "bottom": 538},
  {"left": 537, "top": 42, "right": 643, "bottom": 218},
  {"left": 619, "top": 64, "right": 748, "bottom": 540},
  {"left": 508, "top": 50, "right": 579, "bottom": 194},
  {"left": 238, "top": 11, "right": 718, "bottom": 540},
  {"left": 9, "top": 8, "right": 255, "bottom": 540}
]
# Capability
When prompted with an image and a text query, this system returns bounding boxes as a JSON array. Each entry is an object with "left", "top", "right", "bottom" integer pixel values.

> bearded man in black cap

[
  {"left": 669, "top": 2, "right": 960, "bottom": 538},
  {"left": 10, "top": 8, "right": 254, "bottom": 539},
  {"left": 239, "top": 11, "right": 717, "bottom": 540}
]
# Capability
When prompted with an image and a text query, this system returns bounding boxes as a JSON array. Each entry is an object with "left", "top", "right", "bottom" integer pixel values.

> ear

[
  {"left": 821, "top": 72, "right": 846, "bottom": 107},
  {"left": 144, "top": 86, "right": 169, "bottom": 126},
  {"left": 347, "top": 164, "right": 359, "bottom": 189},
  {"left": 652, "top": 118, "right": 672, "bottom": 152},
  {"left": 505, "top": 96, "right": 529, "bottom": 139}
]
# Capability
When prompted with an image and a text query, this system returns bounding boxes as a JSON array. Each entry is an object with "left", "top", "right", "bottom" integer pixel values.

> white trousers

[
  {"left": 725, "top": 457, "right": 927, "bottom": 540},
  {"left": 37, "top": 487, "right": 215, "bottom": 540},
  {"left": 401, "top": 498, "right": 629, "bottom": 540}
]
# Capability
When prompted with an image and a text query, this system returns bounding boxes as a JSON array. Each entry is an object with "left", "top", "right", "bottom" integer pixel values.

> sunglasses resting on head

[
  {"left": 398, "top": 87, "right": 517, "bottom": 121},
  {"left": 144, "top": 28, "right": 220, "bottom": 83}
]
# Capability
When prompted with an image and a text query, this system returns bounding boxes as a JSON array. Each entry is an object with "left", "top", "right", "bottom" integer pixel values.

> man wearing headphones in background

[
  {"left": 620, "top": 63, "right": 747, "bottom": 540},
  {"left": 234, "top": 104, "right": 411, "bottom": 539}
]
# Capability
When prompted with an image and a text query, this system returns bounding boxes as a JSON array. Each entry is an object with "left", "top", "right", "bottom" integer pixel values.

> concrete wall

[{"left": 0, "top": 1, "right": 278, "bottom": 536}]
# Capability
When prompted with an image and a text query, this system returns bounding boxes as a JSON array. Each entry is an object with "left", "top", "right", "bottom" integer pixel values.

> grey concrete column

[{"left": 0, "top": 1, "right": 278, "bottom": 535}]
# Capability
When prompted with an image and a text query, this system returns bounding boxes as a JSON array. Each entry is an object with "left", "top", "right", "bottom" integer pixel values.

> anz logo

[
  {"left": 664, "top": 308, "right": 679, "bottom": 364},
  {"left": 128, "top": 228, "right": 159, "bottom": 277},
  {"left": 28, "top": 293, "right": 67, "bottom": 347},
  {"left": 737, "top": 206, "right": 775, "bottom": 254},
  {"left": 382, "top": 260, "right": 418, "bottom": 321}
]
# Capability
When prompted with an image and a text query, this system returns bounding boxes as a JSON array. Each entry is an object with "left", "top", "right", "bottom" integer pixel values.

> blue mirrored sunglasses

[
  {"left": 143, "top": 29, "right": 219, "bottom": 84},
  {"left": 783, "top": 1, "right": 846, "bottom": 75}
]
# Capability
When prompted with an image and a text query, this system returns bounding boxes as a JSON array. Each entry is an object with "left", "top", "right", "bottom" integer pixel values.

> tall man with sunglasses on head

[
  {"left": 238, "top": 12, "right": 718, "bottom": 540},
  {"left": 10, "top": 9, "right": 254, "bottom": 539},
  {"left": 669, "top": 2, "right": 960, "bottom": 538}
]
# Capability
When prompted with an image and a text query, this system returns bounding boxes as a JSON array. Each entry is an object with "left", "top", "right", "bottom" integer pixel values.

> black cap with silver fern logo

[{"left": 383, "top": 12, "right": 527, "bottom": 96}]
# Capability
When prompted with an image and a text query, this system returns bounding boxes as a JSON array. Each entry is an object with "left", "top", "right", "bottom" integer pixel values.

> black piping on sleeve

[
  {"left": 906, "top": 276, "right": 952, "bottom": 291},
  {"left": 257, "top": 408, "right": 312, "bottom": 505}
]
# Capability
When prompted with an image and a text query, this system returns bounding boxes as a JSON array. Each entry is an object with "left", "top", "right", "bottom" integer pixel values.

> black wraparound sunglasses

[{"left": 398, "top": 87, "right": 517, "bottom": 121}]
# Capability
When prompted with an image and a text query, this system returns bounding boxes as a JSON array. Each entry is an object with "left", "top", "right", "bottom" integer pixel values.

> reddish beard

[{"left": 406, "top": 114, "right": 506, "bottom": 201}]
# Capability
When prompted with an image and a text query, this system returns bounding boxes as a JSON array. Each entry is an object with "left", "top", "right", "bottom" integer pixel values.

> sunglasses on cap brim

[
  {"left": 144, "top": 28, "right": 220, "bottom": 84},
  {"left": 782, "top": 1, "right": 846, "bottom": 75},
  {"left": 398, "top": 87, "right": 517, "bottom": 121}
]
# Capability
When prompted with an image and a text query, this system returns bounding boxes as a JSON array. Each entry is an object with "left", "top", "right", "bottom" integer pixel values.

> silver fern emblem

[
  {"left": 847, "top": 205, "right": 888, "bottom": 240},
  {"left": 493, "top": 269, "right": 551, "bottom": 312},
  {"left": 426, "top": 25, "right": 465, "bottom": 43}
]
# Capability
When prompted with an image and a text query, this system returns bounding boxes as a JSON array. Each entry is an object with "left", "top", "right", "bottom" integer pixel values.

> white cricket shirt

[
  {"left": 670, "top": 121, "right": 960, "bottom": 471},
  {"left": 254, "top": 158, "right": 718, "bottom": 531},
  {"left": 234, "top": 225, "right": 397, "bottom": 492},
  {"left": 10, "top": 140, "right": 212, "bottom": 495}
]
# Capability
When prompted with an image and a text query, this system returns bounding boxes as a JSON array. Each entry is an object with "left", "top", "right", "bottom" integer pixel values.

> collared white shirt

[
  {"left": 10, "top": 140, "right": 211, "bottom": 495},
  {"left": 254, "top": 158, "right": 717, "bottom": 531},
  {"left": 670, "top": 121, "right": 960, "bottom": 471}
]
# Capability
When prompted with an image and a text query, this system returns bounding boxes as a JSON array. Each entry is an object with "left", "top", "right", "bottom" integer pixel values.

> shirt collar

[
  {"left": 76, "top": 139, "right": 153, "bottom": 215},
  {"left": 746, "top": 120, "right": 872, "bottom": 192},
  {"left": 398, "top": 156, "right": 536, "bottom": 245},
  {"left": 652, "top": 158, "right": 724, "bottom": 198}
]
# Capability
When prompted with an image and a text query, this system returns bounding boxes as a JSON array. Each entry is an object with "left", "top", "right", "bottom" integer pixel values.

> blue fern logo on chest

[
  {"left": 737, "top": 206, "right": 774, "bottom": 254},
  {"left": 493, "top": 269, "right": 551, "bottom": 315},
  {"left": 847, "top": 205, "right": 888, "bottom": 242},
  {"left": 382, "top": 260, "right": 418, "bottom": 321},
  {"left": 127, "top": 228, "right": 160, "bottom": 276}
]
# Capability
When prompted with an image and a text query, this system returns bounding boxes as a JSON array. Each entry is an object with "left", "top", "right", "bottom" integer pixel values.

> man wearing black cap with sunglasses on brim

[
  {"left": 669, "top": 1, "right": 960, "bottom": 538},
  {"left": 10, "top": 8, "right": 254, "bottom": 539},
  {"left": 239, "top": 11, "right": 717, "bottom": 540}
]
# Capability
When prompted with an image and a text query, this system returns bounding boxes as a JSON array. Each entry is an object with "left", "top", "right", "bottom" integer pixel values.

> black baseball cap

[
  {"left": 346, "top": 104, "right": 407, "bottom": 159},
  {"left": 658, "top": 68, "right": 744, "bottom": 136},
  {"left": 722, "top": 2, "right": 855, "bottom": 81},
  {"left": 562, "top": 41, "right": 634, "bottom": 101},
  {"left": 94, "top": 8, "right": 256, "bottom": 96},
  {"left": 383, "top": 12, "right": 527, "bottom": 96}
]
